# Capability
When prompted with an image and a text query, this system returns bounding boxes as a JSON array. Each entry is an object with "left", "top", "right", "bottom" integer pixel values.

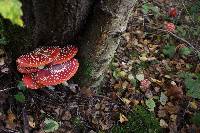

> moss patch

[{"left": 111, "top": 106, "right": 161, "bottom": 133}]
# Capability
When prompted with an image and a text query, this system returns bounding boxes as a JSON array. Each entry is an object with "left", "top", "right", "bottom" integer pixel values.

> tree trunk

[
  {"left": 8, "top": 0, "right": 137, "bottom": 88},
  {"left": 22, "top": 0, "right": 94, "bottom": 46},
  {"left": 78, "top": 0, "right": 137, "bottom": 88}
]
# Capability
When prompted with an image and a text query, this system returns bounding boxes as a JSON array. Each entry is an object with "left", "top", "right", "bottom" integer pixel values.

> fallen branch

[
  {"left": 0, "top": 87, "right": 15, "bottom": 92},
  {"left": 22, "top": 107, "right": 29, "bottom": 133},
  {"left": 146, "top": 25, "right": 200, "bottom": 55}
]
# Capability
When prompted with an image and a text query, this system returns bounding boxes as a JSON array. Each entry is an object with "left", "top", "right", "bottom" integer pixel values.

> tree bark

[
  {"left": 21, "top": 0, "right": 94, "bottom": 46},
  {"left": 78, "top": 0, "right": 137, "bottom": 88}
]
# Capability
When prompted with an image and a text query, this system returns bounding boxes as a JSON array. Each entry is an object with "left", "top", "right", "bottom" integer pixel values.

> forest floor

[{"left": 1, "top": 0, "right": 200, "bottom": 133}]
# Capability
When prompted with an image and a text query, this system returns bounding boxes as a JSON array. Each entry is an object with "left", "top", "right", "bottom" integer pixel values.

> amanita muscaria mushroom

[
  {"left": 16, "top": 45, "right": 79, "bottom": 89},
  {"left": 22, "top": 74, "right": 44, "bottom": 89},
  {"left": 35, "top": 58, "right": 79, "bottom": 86},
  {"left": 17, "top": 46, "right": 61, "bottom": 67},
  {"left": 51, "top": 45, "right": 78, "bottom": 65}
]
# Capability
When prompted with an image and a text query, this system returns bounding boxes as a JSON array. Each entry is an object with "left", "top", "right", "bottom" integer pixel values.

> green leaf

[
  {"left": 191, "top": 112, "right": 200, "bottom": 126},
  {"left": 179, "top": 47, "right": 192, "bottom": 57},
  {"left": 178, "top": 72, "right": 200, "bottom": 99},
  {"left": 142, "top": 3, "right": 160, "bottom": 16},
  {"left": 145, "top": 99, "right": 156, "bottom": 111},
  {"left": 44, "top": 118, "right": 59, "bottom": 133},
  {"left": 176, "top": 26, "right": 187, "bottom": 37},
  {"left": 142, "top": 3, "right": 150, "bottom": 14},
  {"left": 17, "top": 81, "right": 26, "bottom": 91},
  {"left": 162, "top": 44, "right": 176, "bottom": 58},
  {"left": 0, "top": 0, "right": 23, "bottom": 26},
  {"left": 14, "top": 92, "right": 25, "bottom": 103},
  {"left": 113, "top": 69, "right": 127, "bottom": 79}
]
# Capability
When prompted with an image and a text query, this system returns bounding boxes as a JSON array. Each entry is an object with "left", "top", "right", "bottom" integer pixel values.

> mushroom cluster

[{"left": 16, "top": 46, "right": 79, "bottom": 89}]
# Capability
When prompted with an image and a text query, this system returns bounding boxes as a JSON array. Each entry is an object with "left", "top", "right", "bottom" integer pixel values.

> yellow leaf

[
  {"left": 143, "top": 39, "right": 149, "bottom": 45},
  {"left": 119, "top": 113, "right": 128, "bottom": 123},
  {"left": 122, "top": 98, "right": 131, "bottom": 105},
  {"left": 189, "top": 101, "right": 198, "bottom": 109},
  {"left": 150, "top": 78, "right": 163, "bottom": 85},
  {"left": 139, "top": 53, "right": 148, "bottom": 61}
]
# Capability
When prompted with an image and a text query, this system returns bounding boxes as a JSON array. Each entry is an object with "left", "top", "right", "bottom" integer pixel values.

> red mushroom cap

[
  {"left": 169, "top": 7, "right": 177, "bottom": 17},
  {"left": 16, "top": 46, "right": 61, "bottom": 68},
  {"left": 22, "top": 74, "right": 44, "bottom": 89},
  {"left": 50, "top": 45, "right": 78, "bottom": 65},
  {"left": 17, "top": 65, "right": 40, "bottom": 73},
  {"left": 35, "top": 58, "right": 79, "bottom": 86},
  {"left": 164, "top": 22, "right": 175, "bottom": 32}
]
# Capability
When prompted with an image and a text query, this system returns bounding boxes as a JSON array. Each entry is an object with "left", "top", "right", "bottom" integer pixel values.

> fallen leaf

[
  {"left": 150, "top": 78, "right": 163, "bottom": 86},
  {"left": 136, "top": 73, "right": 144, "bottom": 81},
  {"left": 119, "top": 113, "right": 128, "bottom": 123},
  {"left": 170, "top": 114, "right": 177, "bottom": 122},
  {"left": 158, "top": 106, "right": 167, "bottom": 118},
  {"left": 164, "top": 102, "right": 179, "bottom": 114},
  {"left": 189, "top": 101, "right": 198, "bottom": 110},
  {"left": 43, "top": 118, "right": 60, "bottom": 133},
  {"left": 167, "top": 81, "right": 183, "bottom": 99},
  {"left": 145, "top": 99, "right": 156, "bottom": 111},
  {"left": 122, "top": 98, "right": 131, "bottom": 105},
  {"left": 159, "top": 92, "right": 168, "bottom": 105},
  {"left": 28, "top": 115, "right": 35, "bottom": 128},
  {"left": 160, "top": 119, "right": 168, "bottom": 128},
  {"left": 140, "top": 79, "right": 151, "bottom": 92},
  {"left": 61, "top": 111, "right": 71, "bottom": 121},
  {"left": 6, "top": 110, "right": 16, "bottom": 129}
]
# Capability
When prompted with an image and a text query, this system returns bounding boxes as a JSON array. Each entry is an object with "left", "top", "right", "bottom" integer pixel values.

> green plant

[
  {"left": 162, "top": 44, "right": 176, "bottom": 58},
  {"left": 142, "top": 3, "right": 160, "bottom": 17},
  {"left": 71, "top": 117, "right": 85, "bottom": 131},
  {"left": 0, "top": 17, "right": 8, "bottom": 45},
  {"left": 43, "top": 118, "right": 60, "bottom": 133},
  {"left": 0, "top": 0, "right": 23, "bottom": 26},
  {"left": 178, "top": 72, "right": 200, "bottom": 99},
  {"left": 188, "top": 1, "right": 200, "bottom": 23},
  {"left": 191, "top": 112, "right": 200, "bottom": 126},
  {"left": 14, "top": 92, "right": 25, "bottom": 103},
  {"left": 179, "top": 47, "right": 192, "bottom": 58},
  {"left": 111, "top": 106, "right": 161, "bottom": 133}
]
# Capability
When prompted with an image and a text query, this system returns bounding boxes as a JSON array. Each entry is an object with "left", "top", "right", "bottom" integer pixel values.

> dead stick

[{"left": 22, "top": 107, "right": 29, "bottom": 133}]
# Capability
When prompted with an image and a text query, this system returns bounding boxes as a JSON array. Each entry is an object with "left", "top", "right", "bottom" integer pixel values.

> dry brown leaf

[
  {"left": 119, "top": 113, "right": 128, "bottom": 123},
  {"left": 195, "top": 64, "right": 200, "bottom": 73},
  {"left": 80, "top": 87, "right": 93, "bottom": 97},
  {"left": 160, "top": 119, "right": 168, "bottom": 128},
  {"left": 164, "top": 102, "right": 179, "bottom": 114},
  {"left": 61, "top": 111, "right": 71, "bottom": 121},
  {"left": 122, "top": 98, "right": 131, "bottom": 105},
  {"left": 167, "top": 81, "right": 183, "bottom": 99},
  {"left": 158, "top": 106, "right": 167, "bottom": 118},
  {"left": 6, "top": 110, "right": 16, "bottom": 129}
]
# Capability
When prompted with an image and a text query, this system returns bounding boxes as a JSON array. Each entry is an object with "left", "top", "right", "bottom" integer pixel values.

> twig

[
  {"left": 0, "top": 87, "right": 15, "bottom": 92},
  {"left": 146, "top": 25, "right": 200, "bottom": 54},
  {"left": 181, "top": 0, "right": 195, "bottom": 25},
  {"left": 0, "top": 128, "right": 19, "bottom": 133},
  {"left": 22, "top": 107, "right": 29, "bottom": 133}
]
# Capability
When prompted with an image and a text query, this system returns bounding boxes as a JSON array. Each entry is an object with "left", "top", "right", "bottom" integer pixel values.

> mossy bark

[{"left": 78, "top": 0, "right": 137, "bottom": 88}]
